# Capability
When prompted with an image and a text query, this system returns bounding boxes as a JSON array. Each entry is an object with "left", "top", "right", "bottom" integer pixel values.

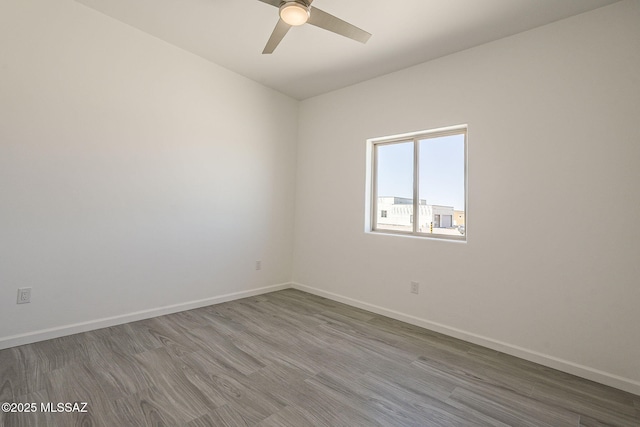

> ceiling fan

[{"left": 258, "top": 0, "right": 372, "bottom": 54}]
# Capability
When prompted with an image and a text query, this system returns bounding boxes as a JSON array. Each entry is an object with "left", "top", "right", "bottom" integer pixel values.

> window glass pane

[
  {"left": 418, "top": 134, "right": 465, "bottom": 236},
  {"left": 376, "top": 141, "right": 413, "bottom": 232}
]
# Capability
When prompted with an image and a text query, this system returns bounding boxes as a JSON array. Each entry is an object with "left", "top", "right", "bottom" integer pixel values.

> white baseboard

[
  {"left": 291, "top": 282, "right": 640, "bottom": 396},
  {"left": 3, "top": 280, "right": 639, "bottom": 396},
  {"left": 0, "top": 282, "right": 291, "bottom": 351}
]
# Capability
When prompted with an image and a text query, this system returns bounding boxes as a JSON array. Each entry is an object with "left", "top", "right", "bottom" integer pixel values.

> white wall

[
  {"left": 0, "top": 0, "right": 298, "bottom": 344},
  {"left": 294, "top": 0, "right": 640, "bottom": 394}
]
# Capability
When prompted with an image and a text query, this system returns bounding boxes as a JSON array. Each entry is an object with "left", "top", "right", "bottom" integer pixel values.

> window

[{"left": 369, "top": 126, "right": 467, "bottom": 241}]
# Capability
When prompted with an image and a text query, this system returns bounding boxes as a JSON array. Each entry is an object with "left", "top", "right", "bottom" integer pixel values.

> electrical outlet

[
  {"left": 255, "top": 260, "right": 262, "bottom": 271},
  {"left": 410, "top": 281, "right": 419, "bottom": 294},
  {"left": 17, "top": 287, "right": 32, "bottom": 304}
]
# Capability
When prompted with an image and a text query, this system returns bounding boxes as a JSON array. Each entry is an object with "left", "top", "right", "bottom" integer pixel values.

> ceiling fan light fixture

[{"left": 279, "top": 2, "right": 310, "bottom": 26}]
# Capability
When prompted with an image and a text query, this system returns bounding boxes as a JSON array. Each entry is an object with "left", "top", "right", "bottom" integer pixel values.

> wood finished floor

[{"left": 1, "top": 289, "right": 638, "bottom": 427}]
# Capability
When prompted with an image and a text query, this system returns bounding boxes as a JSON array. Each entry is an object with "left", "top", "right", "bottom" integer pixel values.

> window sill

[{"left": 367, "top": 229, "right": 467, "bottom": 243}]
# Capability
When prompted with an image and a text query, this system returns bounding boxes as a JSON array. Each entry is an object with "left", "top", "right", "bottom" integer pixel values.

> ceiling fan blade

[
  {"left": 307, "top": 7, "right": 371, "bottom": 44},
  {"left": 257, "top": 0, "right": 281, "bottom": 7},
  {"left": 263, "top": 19, "right": 292, "bottom": 54}
]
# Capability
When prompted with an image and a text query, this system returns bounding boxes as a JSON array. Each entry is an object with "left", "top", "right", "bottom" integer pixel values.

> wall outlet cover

[
  {"left": 410, "top": 281, "right": 419, "bottom": 294},
  {"left": 17, "top": 287, "right": 32, "bottom": 304}
]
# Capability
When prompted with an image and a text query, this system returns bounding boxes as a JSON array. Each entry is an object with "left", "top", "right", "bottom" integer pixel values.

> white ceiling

[{"left": 75, "top": 0, "right": 620, "bottom": 100}]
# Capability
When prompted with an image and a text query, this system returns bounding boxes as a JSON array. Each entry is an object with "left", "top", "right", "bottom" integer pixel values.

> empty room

[{"left": 1, "top": 0, "right": 639, "bottom": 425}]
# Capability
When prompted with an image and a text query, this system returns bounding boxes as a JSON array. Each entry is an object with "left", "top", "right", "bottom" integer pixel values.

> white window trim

[{"left": 366, "top": 125, "right": 468, "bottom": 242}]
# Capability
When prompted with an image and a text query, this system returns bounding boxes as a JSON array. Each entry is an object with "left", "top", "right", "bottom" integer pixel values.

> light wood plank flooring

[{"left": 1, "top": 289, "right": 638, "bottom": 426}]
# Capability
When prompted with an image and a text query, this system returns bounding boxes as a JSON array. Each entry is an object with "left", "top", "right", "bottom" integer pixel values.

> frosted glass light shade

[{"left": 280, "top": 2, "right": 310, "bottom": 26}]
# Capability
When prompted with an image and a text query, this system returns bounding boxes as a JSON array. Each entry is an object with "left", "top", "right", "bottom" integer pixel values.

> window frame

[{"left": 370, "top": 126, "right": 467, "bottom": 242}]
